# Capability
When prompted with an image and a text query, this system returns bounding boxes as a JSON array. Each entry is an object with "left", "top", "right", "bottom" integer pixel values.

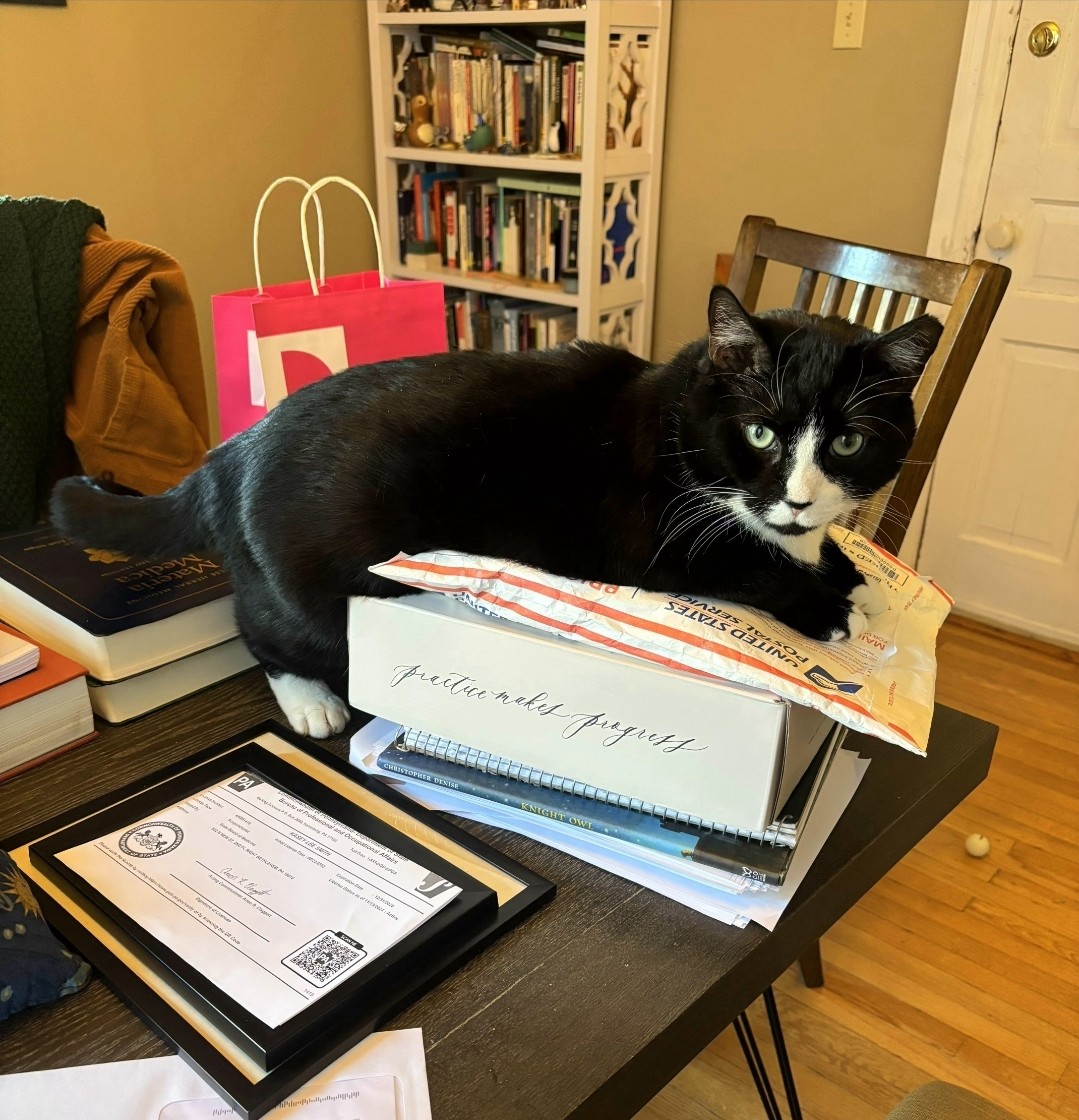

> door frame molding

[
  {"left": 926, "top": 1, "right": 1023, "bottom": 262},
  {"left": 905, "top": 0, "right": 1023, "bottom": 566}
]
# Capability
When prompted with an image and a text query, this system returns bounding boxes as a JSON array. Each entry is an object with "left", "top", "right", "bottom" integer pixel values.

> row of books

[
  {"left": 444, "top": 289, "right": 576, "bottom": 352},
  {"left": 0, "top": 527, "right": 257, "bottom": 774},
  {"left": 354, "top": 721, "right": 844, "bottom": 898},
  {"left": 402, "top": 27, "right": 585, "bottom": 156},
  {"left": 399, "top": 170, "right": 580, "bottom": 287}
]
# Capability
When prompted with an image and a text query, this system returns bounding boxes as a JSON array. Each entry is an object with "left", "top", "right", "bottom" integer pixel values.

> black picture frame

[
  {"left": 29, "top": 743, "right": 497, "bottom": 1070},
  {"left": 5, "top": 722, "right": 555, "bottom": 1119}
]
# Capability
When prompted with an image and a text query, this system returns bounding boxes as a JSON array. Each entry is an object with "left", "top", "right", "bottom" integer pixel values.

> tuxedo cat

[{"left": 50, "top": 285, "right": 941, "bottom": 738}]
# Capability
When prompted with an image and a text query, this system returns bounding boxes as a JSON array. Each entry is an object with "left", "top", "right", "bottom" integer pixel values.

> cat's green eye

[
  {"left": 743, "top": 423, "right": 777, "bottom": 451},
  {"left": 831, "top": 431, "right": 865, "bottom": 457}
]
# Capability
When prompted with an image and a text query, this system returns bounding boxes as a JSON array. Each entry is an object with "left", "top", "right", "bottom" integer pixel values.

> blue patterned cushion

[{"left": 0, "top": 850, "right": 90, "bottom": 1020}]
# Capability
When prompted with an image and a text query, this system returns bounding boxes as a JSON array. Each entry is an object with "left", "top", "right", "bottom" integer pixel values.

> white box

[{"left": 348, "top": 593, "right": 835, "bottom": 832}]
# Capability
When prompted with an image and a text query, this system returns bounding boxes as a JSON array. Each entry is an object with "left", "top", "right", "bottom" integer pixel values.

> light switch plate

[{"left": 833, "top": 0, "right": 867, "bottom": 49}]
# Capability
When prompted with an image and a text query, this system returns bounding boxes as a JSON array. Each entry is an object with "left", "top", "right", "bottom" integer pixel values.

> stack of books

[
  {"left": 0, "top": 527, "right": 257, "bottom": 724},
  {"left": 352, "top": 719, "right": 847, "bottom": 927},
  {"left": 0, "top": 621, "right": 95, "bottom": 781}
]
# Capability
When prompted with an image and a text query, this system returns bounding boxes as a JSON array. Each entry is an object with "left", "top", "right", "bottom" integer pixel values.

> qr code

[{"left": 283, "top": 931, "right": 366, "bottom": 987}]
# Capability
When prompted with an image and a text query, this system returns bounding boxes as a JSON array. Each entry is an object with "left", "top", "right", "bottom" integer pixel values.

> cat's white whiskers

[
  {"left": 853, "top": 414, "right": 908, "bottom": 439},
  {"left": 842, "top": 355, "right": 867, "bottom": 411}
]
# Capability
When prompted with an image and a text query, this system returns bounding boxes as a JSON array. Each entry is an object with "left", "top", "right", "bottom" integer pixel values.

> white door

[{"left": 919, "top": 1, "right": 1079, "bottom": 647}]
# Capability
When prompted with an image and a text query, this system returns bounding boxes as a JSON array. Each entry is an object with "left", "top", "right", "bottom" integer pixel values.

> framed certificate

[{"left": 5, "top": 722, "right": 555, "bottom": 1119}]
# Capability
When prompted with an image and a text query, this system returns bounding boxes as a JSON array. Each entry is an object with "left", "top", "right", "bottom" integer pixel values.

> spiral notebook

[{"left": 398, "top": 723, "right": 846, "bottom": 849}]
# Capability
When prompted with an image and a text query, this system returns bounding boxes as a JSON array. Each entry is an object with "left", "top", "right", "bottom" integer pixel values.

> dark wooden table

[{"left": 0, "top": 669, "right": 996, "bottom": 1119}]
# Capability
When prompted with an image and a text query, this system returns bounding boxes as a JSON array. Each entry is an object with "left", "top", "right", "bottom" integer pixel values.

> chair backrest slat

[
  {"left": 848, "top": 283, "right": 874, "bottom": 325},
  {"left": 904, "top": 296, "right": 929, "bottom": 323},
  {"left": 819, "top": 275, "right": 846, "bottom": 317},
  {"left": 872, "top": 290, "right": 900, "bottom": 333},
  {"left": 793, "top": 268, "right": 817, "bottom": 311},
  {"left": 720, "top": 216, "right": 1010, "bottom": 552}
]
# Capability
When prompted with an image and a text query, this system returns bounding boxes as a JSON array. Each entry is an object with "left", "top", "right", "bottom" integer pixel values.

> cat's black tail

[{"left": 49, "top": 472, "right": 209, "bottom": 557}]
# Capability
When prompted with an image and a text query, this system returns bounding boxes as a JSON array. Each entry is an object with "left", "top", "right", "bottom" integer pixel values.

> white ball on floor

[{"left": 964, "top": 833, "right": 991, "bottom": 858}]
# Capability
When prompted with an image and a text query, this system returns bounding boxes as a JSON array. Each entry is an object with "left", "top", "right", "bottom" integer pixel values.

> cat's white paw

[
  {"left": 827, "top": 603, "right": 869, "bottom": 643},
  {"left": 850, "top": 579, "right": 887, "bottom": 618},
  {"left": 267, "top": 672, "right": 350, "bottom": 739}
]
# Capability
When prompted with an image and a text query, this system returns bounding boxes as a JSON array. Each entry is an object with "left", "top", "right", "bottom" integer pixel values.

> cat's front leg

[
  {"left": 267, "top": 672, "right": 351, "bottom": 738},
  {"left": 771, "top": 585, "right": 871, "bottom": 643},
  {"left": 817, "top": 538, "right": 887, "bottom": 626}
]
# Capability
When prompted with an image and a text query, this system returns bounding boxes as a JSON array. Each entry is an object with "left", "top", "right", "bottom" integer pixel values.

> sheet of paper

[
  {"left": 730, "top": 746, "right": 870, "bottom": 931},
  {"left": 158, "top": 1075, "right": 397, "bottom": 1118},
  {"left": 351, "top": 720, "right": 868, "bottom": 932},
  {"left": 4, "top": 1027, "right": 431, "bottom": 1120},
  {"left": 57, "top": 770, "right": 462, "bottom": 1027}
]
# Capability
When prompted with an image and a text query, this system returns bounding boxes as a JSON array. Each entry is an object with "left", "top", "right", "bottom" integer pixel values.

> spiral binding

[{"left": 399, "top": 727, "right": 795, "bottom": 848}]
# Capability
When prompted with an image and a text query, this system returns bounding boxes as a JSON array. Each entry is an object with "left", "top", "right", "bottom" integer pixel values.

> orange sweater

[{"left": 65, "top": 226, "right": 210, "bottom": 495}]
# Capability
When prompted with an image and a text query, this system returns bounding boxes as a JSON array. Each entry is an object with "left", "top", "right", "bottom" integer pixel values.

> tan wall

[
  {"left": 0, "top": 0, "right": 377, "bottom": 441},
  {"left": 1, "top": 0, "right": 968, "bottom": 407},
  {"left": 653, "top": 0, "right": 969, "bottom": 361}
]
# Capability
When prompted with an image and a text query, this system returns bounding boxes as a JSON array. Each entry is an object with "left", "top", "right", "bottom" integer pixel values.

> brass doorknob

[
  {"left": 1029, "top": 21, "right": 1061, "bottom": 57},
  {"left": 984, "top": 220, "right": 1017, "bottom": 251}
]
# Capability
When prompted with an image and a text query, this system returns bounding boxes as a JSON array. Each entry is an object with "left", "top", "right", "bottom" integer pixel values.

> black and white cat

[{"left": 50, "top": 285, "right": 941, "bottom": 738}]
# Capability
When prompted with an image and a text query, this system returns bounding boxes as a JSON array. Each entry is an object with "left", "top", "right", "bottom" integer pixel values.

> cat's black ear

[
  {"left": 866, "top": 314, "right": 944, "bottom": 383},
  {"left": 707, "top": 285, "right": 766, "bottom": 373}
]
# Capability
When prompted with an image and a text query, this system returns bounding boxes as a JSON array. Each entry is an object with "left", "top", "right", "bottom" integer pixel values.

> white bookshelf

[{"left": 365, "top": 0, "right": 672, "bottom": 358}]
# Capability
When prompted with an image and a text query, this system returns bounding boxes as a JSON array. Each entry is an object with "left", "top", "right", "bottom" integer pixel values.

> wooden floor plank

[{"left": 634, "top": 615, "right": 1079, "bottom": 1120}]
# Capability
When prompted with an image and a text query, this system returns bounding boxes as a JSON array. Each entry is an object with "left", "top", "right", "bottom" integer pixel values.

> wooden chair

[
  {"left": 717, "top": 215, "right": 1010, "bottom": 554},
  {"left": 717, "top": 216, "right": 1010, "bottom": 988}
]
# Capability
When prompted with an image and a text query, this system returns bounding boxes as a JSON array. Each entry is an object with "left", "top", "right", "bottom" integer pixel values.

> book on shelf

[
  {"left": 387, "top": 723, "right": 844, "bottom": 886},
  {"left": 442, "top": 288, "right": 577, "bottom": 353},
  {"left": 0, "top": 623, "right": 95, "bottom": 783},
  {"left": 0, "top": 526, "right": 239, "bottom": 682},
  {"left": 0, "top": 625, "right": 38, "bottom": 685},
  {"left": 535, "top": 38, "right": 585, "bottom": 56},
  {"left": 87, "top": 636, "right": 258, "bottom": 725},
  {"left": 541, "top": 26, "right": 586, "bottom": 43}
]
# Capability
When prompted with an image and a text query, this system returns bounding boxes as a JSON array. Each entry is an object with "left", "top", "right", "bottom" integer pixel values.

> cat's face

[{"left": 679, "top": 286, "right": 943, "bottom": 547}]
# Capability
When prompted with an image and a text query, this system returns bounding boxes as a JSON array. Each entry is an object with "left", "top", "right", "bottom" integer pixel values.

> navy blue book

[{"left": 0, "top": 526, "right": 238, "bottom": 682}]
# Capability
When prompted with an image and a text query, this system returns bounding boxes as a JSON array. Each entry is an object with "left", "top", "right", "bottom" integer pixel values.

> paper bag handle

[
  {"left": 253, "top": 176, "right": 326, "bottom": 295},
  {"left": 299, "top": 176, "right": 386, "bottom": 296}
]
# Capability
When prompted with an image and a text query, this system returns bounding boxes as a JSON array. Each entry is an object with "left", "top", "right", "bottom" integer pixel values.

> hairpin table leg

[
  {"left": 734, "top": 1010, "right": 782, "bottom": 1120},
  {"left": 734, "top": 985, "right": 803, "bottom": 1120},
  {"left": 764, "top": 985, "right": 803, "bottom": 1120}
]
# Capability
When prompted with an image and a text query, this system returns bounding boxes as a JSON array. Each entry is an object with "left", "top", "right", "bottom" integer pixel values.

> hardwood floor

[{"left": 634, "top": 616, "right": 1079, "bottom": 1120}]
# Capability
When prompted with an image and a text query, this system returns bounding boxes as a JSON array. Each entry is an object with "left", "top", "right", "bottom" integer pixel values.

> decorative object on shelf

[
  {"left": 463, "top": 114, "right": 495, "bottom": 152},
  {"left": 405, "top": 94, "right": 436, "bottom": 146}
]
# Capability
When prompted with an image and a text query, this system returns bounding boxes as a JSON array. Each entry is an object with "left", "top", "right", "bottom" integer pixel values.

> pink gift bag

[
  {"left": 211, "top": 177, "right": 329, "bottom": 442},
  {"left": 252, "top": 176, "right": 448, "bottom": 410}
]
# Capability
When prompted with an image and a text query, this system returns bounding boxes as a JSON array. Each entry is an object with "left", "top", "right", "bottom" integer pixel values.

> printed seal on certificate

[
  {"left": 118, "top": 821, "right": 184, "bottom": 857},
  {"left": 4, "top": 721, "right": 555, "bottom": 1120}
]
